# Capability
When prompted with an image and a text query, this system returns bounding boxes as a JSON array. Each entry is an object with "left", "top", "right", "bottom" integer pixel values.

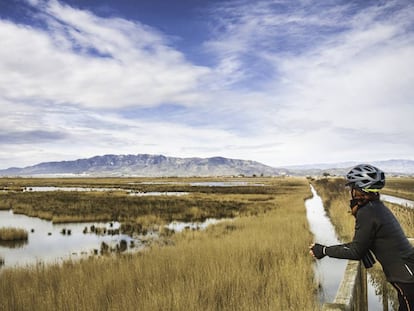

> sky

[{"left": 0, "top": 0, "right": 413, "bottom": 169}]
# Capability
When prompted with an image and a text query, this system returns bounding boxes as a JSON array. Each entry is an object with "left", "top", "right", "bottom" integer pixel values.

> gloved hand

[
  {"left": 361, "top": 251, "right": 376, "bottom": 268},
  {"left": 310, "top": 243, "right": 327, "bottom": 259}
]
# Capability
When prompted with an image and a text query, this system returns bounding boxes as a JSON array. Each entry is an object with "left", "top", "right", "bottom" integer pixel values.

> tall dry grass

[
  {"left": 0, "top": 178, "right": 319, "bottom": 311},
  {"left": 386, "top": 202, "right": 414, "bottom": 237},
  {"left": 0, "top": 227, "right": 28, "bottom": 241},
  {"left": 0, "top": 184, "right": 283, "bottom": 224},
  {"left": 383, "top": 177, "right": 414, "bottom": 201}
]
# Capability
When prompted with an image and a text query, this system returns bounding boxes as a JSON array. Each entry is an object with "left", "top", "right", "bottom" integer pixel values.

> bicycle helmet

[{"left": 345, "top": 164, "right": 385, "bottom": 191}]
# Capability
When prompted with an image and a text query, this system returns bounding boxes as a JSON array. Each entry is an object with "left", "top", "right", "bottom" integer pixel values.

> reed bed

[
  {"left": 0, "top": 177, "right": 303, "bottom": 226},
  {"left": 0, "top": 177, "right": 279, "bottom": 194},
  {"left": 0, "top": 177, "right": 319, "bottom": 311},
  {"left": 386, "top": 202, "right": 414, "bottom": 237},
  {"left": 382, "top": 177, "right": 414, "bottom": 201},
  {"left": 0, "top": 227, "right": 28, "bottom": 241},
  {"left": 0, "top": 191, "right": 247, "bottom": 223}
]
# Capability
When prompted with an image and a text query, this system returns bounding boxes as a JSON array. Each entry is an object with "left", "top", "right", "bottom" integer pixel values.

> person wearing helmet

[{"left": 309, "top": 164, "right": 414, "bottom": 310}]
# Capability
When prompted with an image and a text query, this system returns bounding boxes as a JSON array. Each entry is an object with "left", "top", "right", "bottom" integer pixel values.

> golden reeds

[
  {"left": 0, "top": 227, "right": 28, "bottom": 241},
  {"left": 0, "top": 177, "right": 319, "bottom": 311},
  {"left": 383, "top": 177, "right": 414, "bottom": 201}
]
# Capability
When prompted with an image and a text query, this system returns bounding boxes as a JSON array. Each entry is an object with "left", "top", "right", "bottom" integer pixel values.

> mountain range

[{"left": 0, "top": 154, "right": 413, "bottom": 177}]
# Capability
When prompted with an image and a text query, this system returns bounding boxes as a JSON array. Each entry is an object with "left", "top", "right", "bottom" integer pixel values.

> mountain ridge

[
  {"left": 0, "top": 154, "right": 287, "bottom": 177},
  {"left": 0, "top": 154, "right": 413, "bottom": 177}
]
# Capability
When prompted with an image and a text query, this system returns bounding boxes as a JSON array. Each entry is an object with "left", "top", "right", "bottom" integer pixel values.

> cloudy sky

[{"left": 0, "top": 0, "right": 413, "bottom": 169}]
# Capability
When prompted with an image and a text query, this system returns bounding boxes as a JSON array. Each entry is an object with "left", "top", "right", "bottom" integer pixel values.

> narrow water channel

[
  {"left": 305, "top": 185, "right": 347, "bottom": 302},
  {"left": 381, "top": 194, "right": 414, "bottom": 209},
  {"left": 305, "top": 185, "right": 385, "bottom": 309}
]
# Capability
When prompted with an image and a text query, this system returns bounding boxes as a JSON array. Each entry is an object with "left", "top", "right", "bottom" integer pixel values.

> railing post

[
  {"left": 322, "top": 260, "right": 367, "bottom": 311},
  {"left": 358, "top": 264, "right": 368, "bottom": 311},
  {"left": 382, "top": 277, "right": 389, "bottom": 311}
]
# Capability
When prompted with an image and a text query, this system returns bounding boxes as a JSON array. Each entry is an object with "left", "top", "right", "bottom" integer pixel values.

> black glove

[
  {"left": 311, "top": 243, "right": 326, "bottom": 259},
  {"left": 361, "top": 251, "right": 376, "bottom": 269}
]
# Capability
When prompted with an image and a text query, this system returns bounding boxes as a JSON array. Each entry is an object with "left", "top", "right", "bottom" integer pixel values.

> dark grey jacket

[{"left": 326, "top": 199, "right": 414, "bottom": 283}]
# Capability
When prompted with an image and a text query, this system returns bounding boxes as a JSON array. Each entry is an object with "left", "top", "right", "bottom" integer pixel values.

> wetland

[{"left": 0, "top": 176, "right": 412, "bottom": 310}]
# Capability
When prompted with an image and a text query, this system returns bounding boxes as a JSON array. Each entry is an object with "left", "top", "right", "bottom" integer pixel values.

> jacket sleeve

[{"left": 325, "top": 207, "right": 374, "bottom": 260}]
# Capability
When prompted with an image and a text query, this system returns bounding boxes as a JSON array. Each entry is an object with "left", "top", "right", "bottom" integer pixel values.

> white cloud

[
  {"left": 0, "top": 0, "right": 210, "bottom": 109},
  {"left": 201, "top": 0, "right": 414, "bottom": 164},
  {"left": 0, "top": 0, "right": 413, "bottom": 169}
]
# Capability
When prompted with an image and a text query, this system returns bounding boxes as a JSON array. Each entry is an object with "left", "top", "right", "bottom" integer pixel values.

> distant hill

[
  {"left": 0, "top": 155, "right": 412, "bottom": 177},
  {"left": 284, "top": 159, "right": 414, "bottom": 176},
  {"left": 0, "top": 154, "right": 288, "bottom": 177}
]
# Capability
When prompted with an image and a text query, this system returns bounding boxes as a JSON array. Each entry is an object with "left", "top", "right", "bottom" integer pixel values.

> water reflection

[
  {"left": 23, "top": 187, "right": 189, "bottom": 197},
  {"left": 0, "top": 210, "right": 142, "bottom": 268},
  {"left": 129, "top": 191, "right": 188, "bottom": 196},
  {"left": 0, "top": 210, "right": 224, "bottom": 269},
  {"left": 166, "top": 218, "right": 228, "bottom": 232},
  {"left": 305, "top": 185, "right": 347, "bottom": 302},
  {"left": 24, "top": 186, "right": 123, "bottom": 192},
  {"left": 0, "top": 240, "right": 28, "bottom": 248}
]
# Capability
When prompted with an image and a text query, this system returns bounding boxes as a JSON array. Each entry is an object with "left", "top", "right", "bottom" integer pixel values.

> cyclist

[{"left": 310, "top": 164, "right": 414, "bottom": 310}]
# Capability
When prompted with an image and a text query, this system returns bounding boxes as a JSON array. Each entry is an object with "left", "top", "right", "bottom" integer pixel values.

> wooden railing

[
  {"left": 322, "top": 260, "right": 367, "bottom": 311},
  {"left": 322, "top": 238, "right": 414, "bottom": 311}
]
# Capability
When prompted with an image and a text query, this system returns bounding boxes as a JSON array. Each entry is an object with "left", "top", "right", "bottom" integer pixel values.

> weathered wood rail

[
  {"left": 322, "top": 260, "right": 367, "bottom": 311},
  {"left": 322, "top": 238, "right": 414, "bottom": 311}
]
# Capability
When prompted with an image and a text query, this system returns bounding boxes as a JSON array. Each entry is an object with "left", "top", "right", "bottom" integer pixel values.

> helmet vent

[{"left": 345, "top": 164, "right": 385, "bottom": 190}]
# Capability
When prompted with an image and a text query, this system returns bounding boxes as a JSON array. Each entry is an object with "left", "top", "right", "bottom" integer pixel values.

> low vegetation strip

[
  {"left": 0, "top": 177, "right": 319, "bottom": 311},
  {"left": 0, "top": 191, "right": 249, "bottom": 224},
  {"left": 0, "top": 227, "right": 28, "bottom": 241},
  {"left": 0, "top": 177, "right": 304, "bottom": 225},
  {"left": 382, "top": 177, "right": 414, "bottom": 201}
]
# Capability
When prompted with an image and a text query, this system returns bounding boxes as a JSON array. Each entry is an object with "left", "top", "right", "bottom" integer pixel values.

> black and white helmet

[{"left": 346, "top": 164, "right": 385, "bottom": 191}]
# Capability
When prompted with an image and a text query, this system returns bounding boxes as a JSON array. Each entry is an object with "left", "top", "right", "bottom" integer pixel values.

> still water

[
  {"left": 0, "top": 210, "right": 225, "bottom": 269},
  {"left": 305, "top": 185, "right": 385, "bottom": 309},
  {"left": 0, "top": 210, "right": 139, "bottom": 268},
  {"left": 134, "top": 181, "right": 264, "bottom": 187},
  {"left": 305, "top": 185, "right": 347, "bottom": 302},
  {"left": 24, "top": 187, "right": 189, "bottom": 196},
  {"left": 382, "top": 194, "right": 414, "bottom": 209}
]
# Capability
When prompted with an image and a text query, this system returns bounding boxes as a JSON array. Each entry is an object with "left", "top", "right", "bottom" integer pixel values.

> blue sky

[{"left": 0, "top": 0, "right": 413, "bottom": 169}]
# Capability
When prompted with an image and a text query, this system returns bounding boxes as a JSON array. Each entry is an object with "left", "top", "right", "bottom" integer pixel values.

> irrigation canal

[{"left": 381, "top": 194, "right": 414, "bottom": 209}]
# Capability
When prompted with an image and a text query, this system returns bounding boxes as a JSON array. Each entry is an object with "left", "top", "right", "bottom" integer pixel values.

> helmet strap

[
  {"left": 350, "top": 188, "right": 379, "bottom": 216},
  {"left": 351, "top": 204, "right": 359, "bottom": 216}
]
